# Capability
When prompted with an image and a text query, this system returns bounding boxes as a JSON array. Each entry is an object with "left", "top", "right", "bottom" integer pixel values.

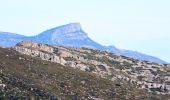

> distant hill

[{"left": 0, "top": 23, "right": 167, "bottom": 64}]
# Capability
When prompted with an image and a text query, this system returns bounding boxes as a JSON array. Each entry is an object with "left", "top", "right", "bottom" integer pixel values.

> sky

[{"left": 0, "top": 0, "right": 170, "bottom": 62}]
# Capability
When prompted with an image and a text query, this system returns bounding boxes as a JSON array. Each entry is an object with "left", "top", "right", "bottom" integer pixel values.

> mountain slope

[
  {"left": 0, "top": 23, "right": 167, "bottom": 64},
  {"left": 0, "top": 43, "right": 170, "bottom": 99},
  {"left": 14, "top": 41, "right": 170, "bottom": 94}
]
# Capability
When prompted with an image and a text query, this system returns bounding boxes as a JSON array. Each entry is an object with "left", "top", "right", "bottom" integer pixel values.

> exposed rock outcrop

[
  {"left": 14, "top": 41, "right": 170, "bottom": 94},
  {"left": 15, "top": 42, "right": 66, "bottom": 65}
]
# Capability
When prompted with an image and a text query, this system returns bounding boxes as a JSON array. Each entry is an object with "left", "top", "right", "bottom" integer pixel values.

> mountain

[
  {"left": 0, "top": 23, "right": 167, "bottom": 64},
  {"left": 31, "top": 23, "right": 105, "bottom": 49},
  {"left": 0, "top": 31, "right": 26, "bottom": 47},
  {"left": 0, "top": 41, "right": 170, "bottom": 99}
]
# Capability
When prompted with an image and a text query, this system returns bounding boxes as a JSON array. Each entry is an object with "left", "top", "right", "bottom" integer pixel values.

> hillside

[
  {"left": 14, "top": 41, "right": 170, "bottom": 93},
  {"left": 0, "top": 42, "right": 170, "bottom": 99}
]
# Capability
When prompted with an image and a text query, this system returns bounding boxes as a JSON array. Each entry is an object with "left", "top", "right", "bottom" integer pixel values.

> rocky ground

[
  {"left": 15, "top": 42, "right": 170, "bottom": 93},
  {"left": 0, "top": 41, "right": 170, "bottom": 99}
]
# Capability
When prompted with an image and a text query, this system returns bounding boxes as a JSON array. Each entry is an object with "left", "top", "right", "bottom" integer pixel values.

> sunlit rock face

[{"left": 32, "top": 23, "right": 96, "bottom": 48}]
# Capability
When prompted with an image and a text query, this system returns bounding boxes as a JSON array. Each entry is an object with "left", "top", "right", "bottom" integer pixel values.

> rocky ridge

[{"left": 14, "top": 41, "right": 170, "bottom": 94}]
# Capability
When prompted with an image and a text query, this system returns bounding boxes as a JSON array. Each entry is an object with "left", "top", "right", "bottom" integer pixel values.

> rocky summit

[
  {"left": 0, "top": 41, "right": 169, "bottom": 99},
  {"left": 0, "top": 23, "right": 167, "bottom": 64}
]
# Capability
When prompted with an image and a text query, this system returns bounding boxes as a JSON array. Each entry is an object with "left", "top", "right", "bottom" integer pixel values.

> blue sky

[{"left": 0, "top": 0, "right": 170, "bottom": 62}]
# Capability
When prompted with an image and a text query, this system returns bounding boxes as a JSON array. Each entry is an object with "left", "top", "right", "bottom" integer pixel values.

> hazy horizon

[{"left": 0, "top": 0, "right": 170, "bottom": 62}]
